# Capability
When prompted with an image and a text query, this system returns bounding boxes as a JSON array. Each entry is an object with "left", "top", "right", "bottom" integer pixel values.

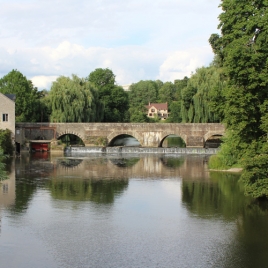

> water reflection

[
  {"left": 182, "top": 172, "right": 251, "bottom": 219},
  {"left": 47, "top": 178, "right": 128, "bottom": 203},
  {"left": 1, "top": 153, "right": 268, "bottom": 268},
  {"left": 160, "top": 156, "right": 185, "bottom": 168},
  {"left": 109, "top": 157, "right": 140, "bottom": 167}
]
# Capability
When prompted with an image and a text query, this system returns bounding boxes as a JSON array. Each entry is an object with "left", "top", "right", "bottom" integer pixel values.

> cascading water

[{"left": 65, "top": 146, "right": 219, "bottom": 155}]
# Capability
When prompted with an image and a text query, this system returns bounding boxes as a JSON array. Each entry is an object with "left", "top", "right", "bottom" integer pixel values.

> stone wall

[
  {"left": 15, "top": 122, "right": 225, "bottom": 148},
  {"left": 0, "top": 93, "right": 15, "bottom": 138}
]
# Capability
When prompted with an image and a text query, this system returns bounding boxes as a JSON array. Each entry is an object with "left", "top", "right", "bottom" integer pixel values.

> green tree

[
  {"left": 129, "top": 107, "right": 151, "bottom": 123},
  {"left": 0, "top": 149, "right": 7, "bottom": 181},
  {"left": 0, "top": 70, "right": 42, "bottom": 122},
  {"left": 0, "top": 129, "right": 14, "bottom": 155},
  {"left": 180, "top": 66, "right": 225, "bottom": 123},
  {"left": 166, "top": 101, "right": 182, "bottom": 123},
  {"left": 87, "top": 69, "right": 129, "bottom": 122},
  {"left": 87, "top": 68, "right": 115, "bottom": 91},
  {"left": 49, "top": 75, "right": 102, "bottom": 122},
  {"left": 38, "top": 89, "right": 51, "bottom": 122},
  {"left": 158, "top": 82, "right": 176, "bottom": 107},
  {"left": 209, "top": 0, "right": 268, "bottom": 198},
  {"left": 101, "top": 85, "right": 129, "bottom": 122},
  {"left": 128, "top": 80, "right": 159, "bottom": 108}
]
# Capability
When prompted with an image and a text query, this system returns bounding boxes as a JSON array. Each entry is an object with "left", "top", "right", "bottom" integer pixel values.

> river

[{"left": 1, "top": 152, "right": 268, "bottom": 268}]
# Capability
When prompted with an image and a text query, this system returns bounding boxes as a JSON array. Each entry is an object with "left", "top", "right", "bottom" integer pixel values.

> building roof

[
  {"left": 146, "top": 102, "right": 168, "bottom": 110},
  {"left": 4, "top": 94, "right": 16, "bottom": 102}
]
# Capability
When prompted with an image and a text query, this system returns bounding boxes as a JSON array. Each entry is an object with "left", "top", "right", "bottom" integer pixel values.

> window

[
  {"left": 151, "top": 109, "right": 155, "bottom": 112},
  {"left": 2, "top": 114, "right": 8, "bottom": 122}
]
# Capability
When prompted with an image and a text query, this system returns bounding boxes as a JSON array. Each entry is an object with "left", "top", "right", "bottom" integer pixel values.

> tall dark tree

[{"left": 87, "top": 68, "right": 129, "bottom": 122}]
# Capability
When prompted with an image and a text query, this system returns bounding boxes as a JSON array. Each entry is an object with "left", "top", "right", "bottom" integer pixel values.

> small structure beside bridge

[{"left": 15, "top": 122, "right": 225, "bottom": 150}]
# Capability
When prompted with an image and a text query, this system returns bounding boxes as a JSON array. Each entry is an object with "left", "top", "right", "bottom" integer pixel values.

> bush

[
  {"left": 240, "top": 143, "right": 268, "bottom": 199},
  {"left": 0, "top": 149, "right": 7, "bottom": 180},
  {"left": 0, "top": 129, "right": 14, "bottom": 155},
  {"left": 208, "top": 155, "right": 228, "bottom": 170}
]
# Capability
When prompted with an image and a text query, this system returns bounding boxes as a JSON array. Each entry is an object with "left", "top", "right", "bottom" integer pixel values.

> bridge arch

[
  {"left": 159, "top": 132, "right": 187, "bottom": 147},
  {"left": 107, "top": 131, "right": 143, "bottom": 146},
  {"left": 204, "top": 131, "right": 224, "bottom": 142},
  {"left": 204, "top": 133, "right": 223, "bottom": 148},
  {"left": 57, "top": 131, "right": 85, "bottom": 146},
  {"left": 57, "top": 131, "right": 84, "bottom": 140}
]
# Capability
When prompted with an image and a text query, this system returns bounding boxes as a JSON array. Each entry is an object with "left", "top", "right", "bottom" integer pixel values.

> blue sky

[{"left": 0, "top": 0, "right": 221, "bottom": 90}]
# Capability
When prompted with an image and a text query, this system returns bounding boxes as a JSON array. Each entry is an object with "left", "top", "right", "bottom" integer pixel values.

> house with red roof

[{"left": 146, "top": 102, "right": 169, "bottom": 120}]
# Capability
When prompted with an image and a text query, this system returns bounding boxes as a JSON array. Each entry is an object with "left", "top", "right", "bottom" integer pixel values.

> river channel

[{"left": 1, "top": 152, "right": 268, "bottom": 268}]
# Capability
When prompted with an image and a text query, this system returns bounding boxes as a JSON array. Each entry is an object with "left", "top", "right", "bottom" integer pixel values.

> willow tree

[
  {"left": 180, "top": 66, "right": 225, "bottom": 123},
  {"left": 49, "top": 75, "right": 103, "bottom": 122},
  {"left": 209, "top": 0, "right": 268, "bottom": 198}
]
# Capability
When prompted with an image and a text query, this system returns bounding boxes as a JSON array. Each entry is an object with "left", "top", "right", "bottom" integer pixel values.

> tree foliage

[
  {"left": 0, "top": 129, "right": 14, "bottom": 155},
  {"left": 209, "top": 0, "right": 268, "bottom": 198},
  {"left": 128, "top": 80, "right": 159, "bottom": 108},
  {"left": 158, "top": 82, "right": 176, "bottom": 107},
  {"left": 0, "top": 70, "right": 43, "bottom": 122},
  {"left": 180, "top": 66, "right": 225, "bottom": 123},
  {"left": 50, "top": 75, "right": 103, "bottom": 122},
  {"left": 0, "top": 149, "right": 7, "bottom": 181},
  {"left": 87, "top": 68, "right": 129, "bottom": 122}
]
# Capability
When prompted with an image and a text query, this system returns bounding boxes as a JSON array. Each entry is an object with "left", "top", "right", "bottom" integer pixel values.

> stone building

[{"left": 0, "top": 93, "right": 16, "bottom": 139}]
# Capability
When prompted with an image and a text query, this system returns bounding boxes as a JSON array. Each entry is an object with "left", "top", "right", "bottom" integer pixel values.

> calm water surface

[{"left": 1, "top": 152, "right": 268, "bottom": 268}]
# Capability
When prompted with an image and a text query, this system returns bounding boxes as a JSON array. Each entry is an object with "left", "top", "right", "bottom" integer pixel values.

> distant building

[
  {"left": 0, "top": 93, "right": 16, "bottom": 138},
  {"left": 146, "top": 102, "right": 169, "bottom": 120}
]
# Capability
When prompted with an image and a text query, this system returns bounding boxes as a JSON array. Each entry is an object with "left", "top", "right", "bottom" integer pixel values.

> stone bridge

[{"left": 15, "top": 123, "right": 225, "bottom": 148}]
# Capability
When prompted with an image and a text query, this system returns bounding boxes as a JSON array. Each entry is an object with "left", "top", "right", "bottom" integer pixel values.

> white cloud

[
  {"left": 31, "top": 75, "right": 58, "bottom": 90},
  {"left": 0, "top": 0, "right": 221, "bottom": 89},
  {"left": 158, "top": 46, "right": 213, "bottom": 82}
]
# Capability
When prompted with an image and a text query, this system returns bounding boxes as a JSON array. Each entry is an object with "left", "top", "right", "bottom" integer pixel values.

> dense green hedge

[{"left": 0, "top": 129, "right": 14, "bottom": 155}]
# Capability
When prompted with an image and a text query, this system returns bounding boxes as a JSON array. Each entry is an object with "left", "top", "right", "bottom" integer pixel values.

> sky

[{"left": 0, "top": 0, "right": 221, "bottom": 90}]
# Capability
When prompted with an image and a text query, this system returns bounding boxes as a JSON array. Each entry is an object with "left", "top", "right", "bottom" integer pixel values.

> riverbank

[{"left": 210, "top": 167, "right": 243, "bottom": 173}]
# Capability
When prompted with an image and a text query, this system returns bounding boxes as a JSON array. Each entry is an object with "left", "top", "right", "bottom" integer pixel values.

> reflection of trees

[
  {"left": 109, "top": 157, "right": 140, "bottom": 168},
  {"left": 182, "top": 172, "right": 268, "bottom": 267},
  {"left": 162, "top": 136, "right": 186, "bottom": 148},
  {"left": 182, "top": 172, "right": 251, "bottom": 219},
  {"left": 11, "top": 155, "right": 54, "bottom": 213},
  {"left": 47, "top": 178, "right": 128, "bottom": 204},
  {"left": 58, "top": 158, "right": 83, "bottom": 168},
  {"left": 160, "top": 156, "right": 185, "bottom": 168}
]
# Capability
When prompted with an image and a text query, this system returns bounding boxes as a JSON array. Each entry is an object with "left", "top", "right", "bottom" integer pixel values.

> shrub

[{"left": 0, "top": 129, "right": 14, "bottom": 155}]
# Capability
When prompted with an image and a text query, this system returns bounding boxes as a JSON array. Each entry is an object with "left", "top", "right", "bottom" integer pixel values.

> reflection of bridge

[
  {"left": 53, "top": 155, "right": 211, "bottom": 181},
  {"left": 15, "top": 123, "right": 225, "bottom": 148}
]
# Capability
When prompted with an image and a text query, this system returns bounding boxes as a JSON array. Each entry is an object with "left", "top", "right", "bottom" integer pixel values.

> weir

[{"left": 65, "top": 146, "right": 219, "bottom": 155}]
